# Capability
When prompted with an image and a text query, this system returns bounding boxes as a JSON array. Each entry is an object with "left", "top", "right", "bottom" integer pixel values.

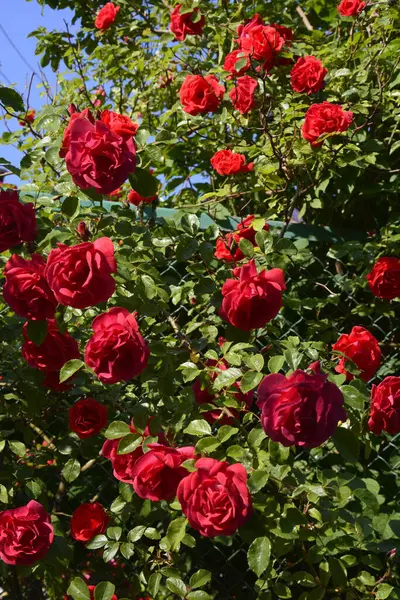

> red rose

[
  {"left": 215, "top": 215, "right": 269, "bottom": 262},
  {"left": 128, "top": 190, "right": 157, "bottom": 206},
  {"left": 19, "top": 109, "right": 35, "bottom": 126},
  {"left": 193, "top": 359, "right": 254, "bottom": 424},
  {"left": 220, "top": 259, "right": 285, "bottom": 331},
  {"left": 0, "top": 501, "right": 54, "bottom": 565},
  {"left": 85, "top": 307, "right": 149, "bottom": 384},
  {"left": 69, "top": 398, "right": 108, "bottom": 439},
  {"left": 367, "top": 257, "right": 400, "bottom": 300},
  {"left": 95, "top": 2, "right": 120, "bottom": 30},
  {"left": 338, "top": 0, "right": 366, "bottom": 16},
  {"left": 368, "top": 377, "right": 400, "bottom": 435},
  {"left": 301, "top": 102, "right": 353, "bottom": 147},
  {"left": 3, "top": 254, "right": 57, "bottom": 319},
  {"left": 257, "top": 365, "right": 346, "bottom": 447},
  {"left": 223, "top": 50, "right": 251, "bottom": 76},
  {"left": 62, "top": 109, "right": 136, "bottom": 195},
  {"left": 88, "top": 586, "right": 117, "bottom": 600},
  {"left": 290, "top": 56, "right": 327, "bottom": 95},
  {"left": 177, "top": 458, "right": 252, "bottom": 537},
  {"left": 22, "top": 319, "right": 80, "bottom": 382},
  {"left": 332, "top": 326, "right": 381, "bottom": 381},
  {"left": 0, "top": 190, "right": 37, "bottom": 253},
  {"left": 70, "top": 503, "right": 109, "bottom": 542},
  {"left": 229, "top": 76, "right": 257, "bottom": 115},
  {"left": 76, "top": 221, "right": 91, "bottom": 241},
  {"left": 131, "top": 444, "right": 195, "bottom": 501},
  {"left": 45, "top": 237, "right": 117, "bottom": 309},
  {"left": 210, "top": 149, "right": 254, "bottom": 176},
  {"left": 59, "top": 106, "right": 94, "bottom": 158},
  {"left": 179, "top": 75, "right": 225, "bottom": 116},
  {"left": 236, "top": 14, "right": 285, "bottom": 67},
  {"left": 101, "top": 110, "right": 139, "bottom": 139},
  {"left": 170, "top": 5, "right": 205, "bottom": 41}
]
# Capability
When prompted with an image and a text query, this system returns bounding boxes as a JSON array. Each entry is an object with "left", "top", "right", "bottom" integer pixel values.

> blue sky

[{"left": 0, "top": 1, "right": 75, "bottom": 184}]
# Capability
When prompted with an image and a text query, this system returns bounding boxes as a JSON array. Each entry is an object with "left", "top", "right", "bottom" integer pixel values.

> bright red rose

[
  {"left": 19, "top": 109, "right": 35, "bottom": 126},
  {"left": 257, "top": 365, "right": 346, "bottom": 447},
  {"left": 229, "top": 75, "right": 257, "bottom": 115},
  {"left": 332, "top": 326, "right": 381, "bottom": 381},
  {"left": 100, "top": 110, "right": 139, "bottom": 140},
  {"left": 0, "top": 190, "right": 37, "bottom": 253},
  {"left": 177, "top": 458, "right": 252, "bottom": 537},
  {"left": 95, "top": 2, "right": 120, "bottom": 30},
  {"left": 211, "top": 149, "right": 254, "bottom": 176},
  {"left": 301, "top": 102, "right": 353, "bottom": 147},
  {"left": 69, "top": 398, "right": 108, "bottom": 439},
  {"left": 367, "top": 257, "right": 400, "bottom": 300},
  {"left": 236, "top": 14, "right": 285, "bottom": 66},
  {"left": 338, "top": 0, "right": 366, "bottom": 16},
  {"left": 70, "top": 503, "right": 109, "bottom": 542},
  {"left": 131, "top": 444, "right": 195, "bottom": 501},
  {"left": 179, "top": 75, "right": 225, "bottom": 116},
  {"left": 193, "top": 359, "right": 254, "bottom": 424},
  {"left": 85, "top": 307, "right": 149, "bottom": 384},
  {"left": 45, "top": 237, "right": 117, "bottom": 309},
  {"left": 3, "top": 254, "right": 57, "bottom": 320},
  {"left": 128, "top": 190, "right": 157, "bottom": 206},
  {"left": 22, "top": 319, "right": 80, "bottom": 384},
  {"left": 62, "top": 109, "right": 136, "bottom": 195},
  {"left": 170, "top": 5, "right": 205, "bottom": 41},
  {"left": 215, "top": 215, "right": 269, "bottom": 262},
  {"left": 88, "top": 586, "right": 117, "bottom": 600},
  {"left": 59, "top": 106, "right": 94, "bottom": 158},
  {"left": 368, "top": 377, "right": 400, "bottom": 435},
  {"left": 223, "top": 50, "right": 251, "bottom": 76},
  {"left": 220, "top": 260, "right": 286, "bottom": 331},
  {"left": 290, "top": 56, "right": 327, "bottom": 94},
  {"left": 0, "top": 501, "right": 54, "bottom": 566}
]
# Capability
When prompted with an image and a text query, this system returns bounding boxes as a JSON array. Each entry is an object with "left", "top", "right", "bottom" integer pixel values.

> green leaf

[
  {"left": 141, "top": 274, "right": 157, "bottom": 299},
  {"left": 120, "top": 542, "right": 135, "bottom": 559},
  {"left": 148, "top": 572, "right": 162, "bottom": 597},
  {"left": 376, "top": 584, "right": 394, "bottom": 599},
  {"left": 247, "top": 537, "right": 271, "bottom": 577},
  {"left": 244, "top": 353, "right": 264, "bottom": 372},
  {"left": 166, "top": 517, "right": 187, "bottom": 551},
  {"left": 189, "top": 569, "right": 211, "bottom": 589},
  {"left": 328, "top": 557, "right": 347, "bottom": 588},
  {"left": 117, "top": 433, "right": 142, "bottom": 455},
  {"left": 176, "top": 237, "right": 198, "bottom": 261},
  {"left": 26, "top": 320, "right": 48, "bottom": 346},
  {"left": 103, "top": 542, "right": 119, "bottom": 562},
  {"left": 181, "top": 214, "right": 200, "bottom": 235},
  {"left": 333, "top": 427, "right": 360, "bottom": 463},
  {"left": 129, "top": 167, "right": 158, "bottom": 197},
  {"left": 59, "top": 359, "right": 84, "bottom": 383},
  {"left": 187, "top": 592, "right": 212, "bottom": 600},
  {"left": 8, "top": 440, "right": 26, "bottom": 457},
  {"left": 94, "top": 582, "right": 116, "bottom": 600},
  {"left": 62, "top": 196, "right": 80, "bottom": 219},
  {"left": 240, "top": 371, "right": 263, "bottom": 393},
  {"left": 107, "top": 527, "right": 122, "bottom": 541},
  {"left": 268, "top": 356, "right": 285, "bottom": 374},
  {"left": 128, "top": 525, "right": 147, "bottom": 542},
  {"left": 144, "top": 527, "right": 161, "bottom": 540},
  {"left": 213, "top": 367, "right": 242, "bottom": 391},
  {"left": 184, "top": 419, "right": 212, "bottom": 436},
  {"left": 238, "top": 238, "right": 254, "bottom": 258},
  {"left": 293, "top": 571, "right": 316, "bottom": 587},
  {"left": 86, "top": 535, "right": 108, "bottom": 550},
  {"left": 105, "top": 421, "right": 132, "bottom": 440},
  {"left": 217, "top": 425, "right": 238, "bottom": 443},
  {"left": 166, "top": 577, "right": 187, "bottom": 597},
  {"left": 67, "top": 577, "right": 90, "bottom": 600},
  {"left": 0, "top": 86, "right": 25, "bottom": 112},
  {"left": 62, "top": 458, "right": 80, "bottom": 483},
  {"left": 0, "top": 484, "right": 8, "bottom": 503}
]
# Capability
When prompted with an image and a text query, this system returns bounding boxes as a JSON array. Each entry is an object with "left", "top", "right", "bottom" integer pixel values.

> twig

[
  {"left": 296, "top": 6, "right": 314, "bottom": 31},
  {"left": 29, "top": 422, "right": 57, "bottom": 451}
]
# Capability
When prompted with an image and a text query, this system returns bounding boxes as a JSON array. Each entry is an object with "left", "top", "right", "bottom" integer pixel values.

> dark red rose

[
  {"left": 131, "top": 444, "right": 195, "bottom": 501},
  {"left": 59, "top": 106, "right": 94, "bottom": 158},
  {"left": 95, "top": 2, "right": 120, "bottom": 30},
  {"left": 69, "top": 398, "right": 108, "bottom": 439},
  {"left": 229, "top": 76, "right": 257, "bottom": 115},
  {"left": 236, "top": 14, "right": 285, "bottom": 67},
  {"left": 62, "top": 109, "right": 136, "bottom": 195},
  {"left": 215, "top": 215, "right": 269, "bottom": 262},
  {"left": 301, "top": 102, "right": 353, "bottom": 147},
  {"left": 290, "top": 56, "right": 327, "bottom": 95},
  {"left": 193, "top": 359, "right": 254, "bottom": 424},
  {"left": 179, "top": 75, "right": 225, "bottom": 116},
  {"left": 70, "top": 503, "right": 109, "bottom": 542},
  {"left": 3, "top": 254, "right": 57, "bottom": 319},
  {"left": 223, "top": 50, "right": 251, "bottom": 76},
  {"left": 257, "top": 365, "right": 346, "bottom": 447},
  {"left": 367, "top": 257, "right": 400, "bottom": 300},
  {"left": 0, "top": 500, "right": 54, "bottom": 565},
  {"left": 338, "top": 0, "right": 366, "bottom": 16},
  {"left": 220, "top": 259, "right": 285, "bottom": 331},
  {"left": 211, "top": 149, "right": 254, "bottom": 176},
  {"left": 22, "top": 319, "right": 80, "bottom": 379},
  {"left": 0, "top": 190, "right": 37, "bottom": 253},
  {"left": 100, "top": 110, "right": 139, "bottom": 140},
  {"left": 170, "top": 5, "right": 205, "bottom": 41},
  {"left": 85, "top": 307, "right": 149, "bottom": 384},
  {"left": 76, "top": 221, "right": 91, "bottom": 241},
  {"left": 177, "top": 458, "right": 252, "bottom": 537},
  {"left": 368, "top": 377, "right": 400, "bottom": 435},
  {"left": 19, "top": 109, "right": 35, "bottom": 126},
  {"left": 128, "top": 190, "right": 157, "bottom": 206},
  {"left": 45, "top": 237, "right": 117, "bottom": 309},
  {"left": 88, "top": 586, "right": 117, "bottom": 600},
  {"left": 332, "top": 326, "right": 381, "bottom": 381}
]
